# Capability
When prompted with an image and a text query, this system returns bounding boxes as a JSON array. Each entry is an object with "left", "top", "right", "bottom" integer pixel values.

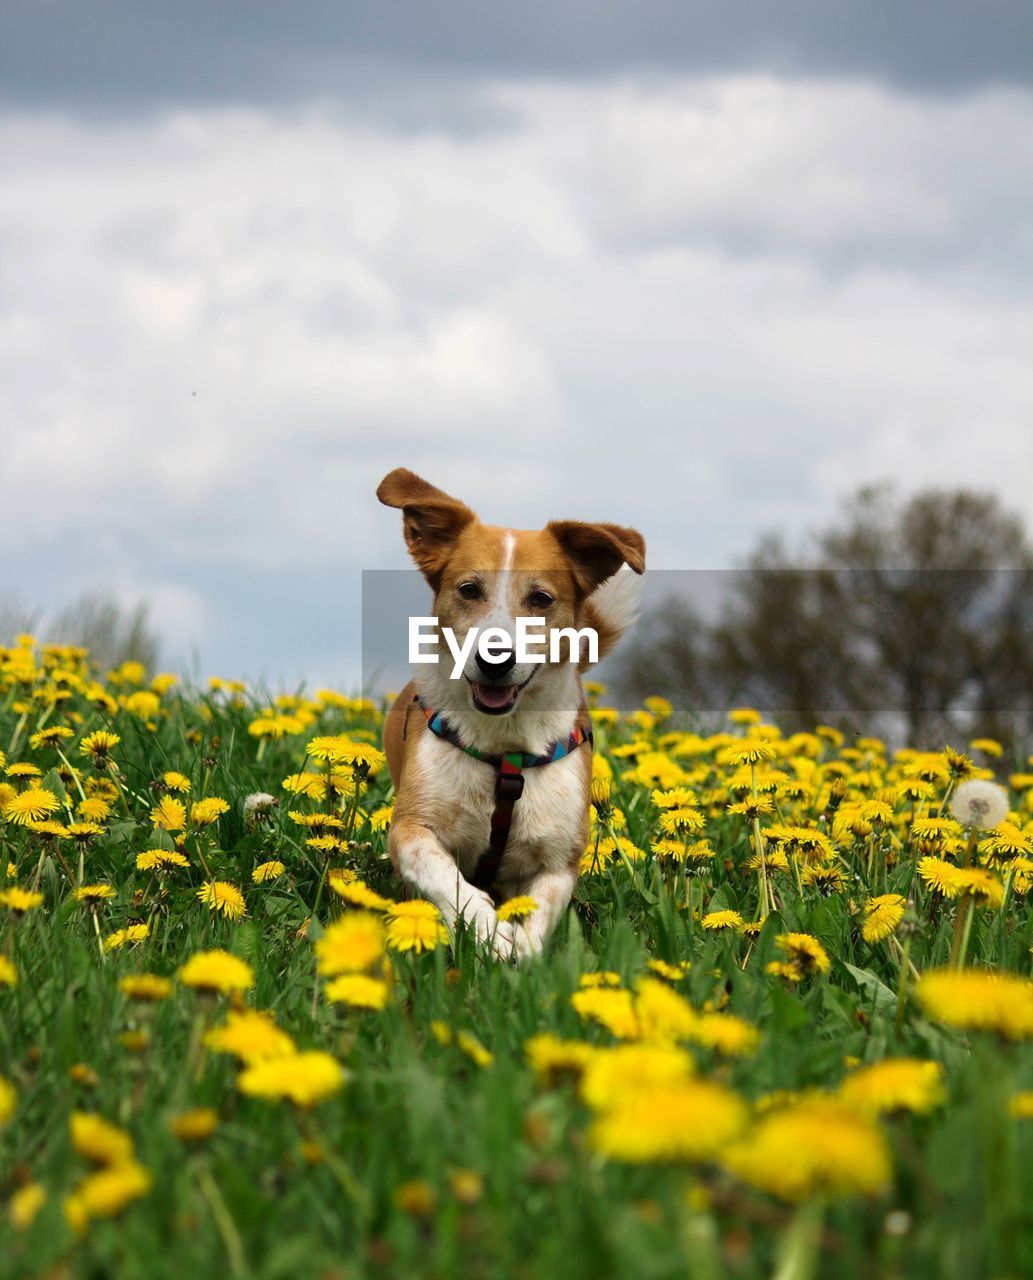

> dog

[{"left": 378, "top": 468, "right": 645, "bottom": 959}]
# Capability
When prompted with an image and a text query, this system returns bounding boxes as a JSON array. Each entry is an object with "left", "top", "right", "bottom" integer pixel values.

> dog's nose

[{"left": 475, "top": 646, "right": 516, "bottom": 675}]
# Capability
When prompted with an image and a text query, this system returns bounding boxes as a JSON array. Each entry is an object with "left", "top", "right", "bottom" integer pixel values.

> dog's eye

[
  {"left": 457, "top": 581, "right": 483, "bottom": 602},
  {"left": 528, "top": 590, "right": 554, "bottom": 611}
]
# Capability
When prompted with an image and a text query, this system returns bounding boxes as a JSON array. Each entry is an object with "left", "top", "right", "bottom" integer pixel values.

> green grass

[{"left": 2, "top": 657, "right": 1033, "bottom": 1279}]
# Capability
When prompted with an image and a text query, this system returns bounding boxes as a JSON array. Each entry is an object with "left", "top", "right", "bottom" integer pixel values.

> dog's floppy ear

[
  {"left": 547, "top": 520, "right": 646, "bottom": 595},
  {"left": 377, "top": 468, "right": 476, "bottom": 587}
]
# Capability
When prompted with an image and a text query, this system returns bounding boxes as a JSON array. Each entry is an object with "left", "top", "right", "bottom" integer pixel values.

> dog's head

[{"left": 377, "top": 468, "right": 645, "bottom": 734}]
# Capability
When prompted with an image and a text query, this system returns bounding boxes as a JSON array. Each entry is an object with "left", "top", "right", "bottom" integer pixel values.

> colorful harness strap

[{"left": 413, "top": 694, "right": 592, "bottom": 891}]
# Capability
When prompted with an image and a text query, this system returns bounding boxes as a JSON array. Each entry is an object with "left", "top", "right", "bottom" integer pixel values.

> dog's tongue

[{"left": 473, "top": 682, "right": 517, "bottom": 709}]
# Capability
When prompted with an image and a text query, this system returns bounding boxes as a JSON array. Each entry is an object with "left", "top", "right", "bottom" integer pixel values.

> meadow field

[{"left": 4, "top": 636, "right": 1033, "bottom": 1279}]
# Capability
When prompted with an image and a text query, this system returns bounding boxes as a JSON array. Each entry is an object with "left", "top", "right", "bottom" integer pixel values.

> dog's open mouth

[{"left": 467, "top": 676, "right": 531, "bottom": 716}]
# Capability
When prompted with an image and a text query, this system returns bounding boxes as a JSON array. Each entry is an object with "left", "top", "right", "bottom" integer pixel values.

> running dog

[{"left": 378, "top": 468, "right": 645, "bottom": 959}]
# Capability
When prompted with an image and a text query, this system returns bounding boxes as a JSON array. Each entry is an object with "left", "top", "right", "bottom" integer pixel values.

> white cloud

[{"left": 0, "top": 73, "right": 1031, "bottom": 672}]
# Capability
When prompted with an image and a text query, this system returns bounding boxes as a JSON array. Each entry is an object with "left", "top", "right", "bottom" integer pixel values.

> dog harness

[{"left": 411, "top": 694, "right": 592, "bottom": 891}]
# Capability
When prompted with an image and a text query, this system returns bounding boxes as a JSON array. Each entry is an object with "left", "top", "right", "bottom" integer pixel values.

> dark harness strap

[{"left": 411, "top": 694, "right": 592, "bottom": 891}]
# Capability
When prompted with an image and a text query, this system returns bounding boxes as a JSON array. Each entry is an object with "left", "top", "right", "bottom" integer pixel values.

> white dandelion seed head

[
  {"left": 949, "top": 779, "right": 1009, "bottom": 831},
  {"left": 243, "top": 792, "right": 277, "bottom": 830}
]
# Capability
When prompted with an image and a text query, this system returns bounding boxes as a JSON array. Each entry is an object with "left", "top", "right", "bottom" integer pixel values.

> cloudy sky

[{"left": 2, "top": 2, "right": 1031, "bottom": 687}]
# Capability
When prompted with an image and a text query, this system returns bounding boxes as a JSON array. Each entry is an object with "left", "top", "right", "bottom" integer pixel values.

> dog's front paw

[
  {"left": 511, "top": 924, "right": 544, "bottom": 962},
  {"left": 488, "top": 920, "right": 519, "bottom": 962}
]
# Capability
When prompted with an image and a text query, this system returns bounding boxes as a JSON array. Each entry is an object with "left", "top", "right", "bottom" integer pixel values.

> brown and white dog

[{"left": 378, "top": 468, "right": 645, "bottom": 960}]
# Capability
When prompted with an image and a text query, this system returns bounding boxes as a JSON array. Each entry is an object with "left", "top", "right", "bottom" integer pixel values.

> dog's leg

[
  {"left": 389, "top": 821, "right": 517, "bottom": 960},
  {"left": 511, "top": 868, "right": 578, "bottom": 961}
]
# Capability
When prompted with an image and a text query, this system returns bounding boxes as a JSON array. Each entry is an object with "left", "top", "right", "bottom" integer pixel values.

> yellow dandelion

[
  {"left": 252, "top": 860, "right": 286, "bottom": 883},
  {"left": 862, "top": 894, "right": 907, "bottom": 943},
  {"left": 197, "top": 881, "right": 247, "bottom": 920},
  {"left": 497, "top": 895, "right": 538, "bottom": 923},
  {"left": 702, "top": 910, "right": 744, "bottom": 931},
  {"left": 190, "top": 797, "right": 230, "bottom": 827},
  {"left": 580, "top": 1043, "right": 695, "bottom": 1110},
  {"left": 2, "top": 787, "right": 61, "bottom": 826},
  {"left": 205, "top": 1010, "right": 296, "bottom": 1062},
  {"left": 74, "top": 884, "right": 116, "bottom": 904},
  {"left": 916, "top": 969, "right": 1033, "bottom": 1040},
  {"left": 136, "top": 849, "right": 189, "bottom": 872},
  {"left": 0, "top": 887, "right": 44, "bottom": 913},
  {"left": 179, "top": 949, "right": 254, "bottom": 994},
  {"left": 169, "top": 1109, "right": 219, "bottom": 1142},
  {"left": 79, "top": 731, "right": 120, "bottom": 762},
  {"left": 838, "top": 1058, "right": 945, "bottom": 1117},
  {"left": 103, "top": 922, "right": 150, "bottom": 951},
  {"left": 150, "top": 796, "right": 186, "bottom": 832},
  {"left": 385, "top": 900, "right": 448, "bottom": 953},
  {"left": 329, "top": 878, "right": 391, "bottom": 911},
  {"left": 9, "top": 1182, "right": 46, "bottom": 1231},
  {"left": 71, "top": 1111, "right": 134, "bottom": 1165},
  {"left": 67, "top": 1161, "right": 151, "bottom": 1222},
  {"left": 589, "top": 1079, "right": 747, "bottom": 1163},
  {"left": 119, "top": 974, "right": 171, "bottom": 1002},
  {"left": 524, "top": 1035, "right": 596, "bottom": 1084},
  {"left": 325, "top": 973, "right": 391, "bottom": 1010},
  {"left": 237, "top": 1051, "right": 346, "bottom": 1108},
  {"left": 724, "top": 1099, "right": 890, "bottom": 1200},
  {"left": 571, "top": 987, "right": 639, "bottom": 1040},
  {"left": 316, "top": 913, "right": 386, "bottom": 975}
]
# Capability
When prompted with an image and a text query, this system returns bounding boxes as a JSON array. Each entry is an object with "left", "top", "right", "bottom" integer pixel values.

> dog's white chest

[{"left": 414, "top": 731, "right": 585, "bottom": 887}]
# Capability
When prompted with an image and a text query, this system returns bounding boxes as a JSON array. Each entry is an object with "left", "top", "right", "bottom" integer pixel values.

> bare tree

[
  {"left": 48, "top": 593, "right": 160, "bottom": 672},
  {"left": 611, "top": 485, "right": 1033, "bottom": 746}
]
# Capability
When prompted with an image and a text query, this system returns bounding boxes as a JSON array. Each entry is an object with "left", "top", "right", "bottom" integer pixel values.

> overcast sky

[{"left": 1, "top": 3, "right": 1031, "bottom": 687}]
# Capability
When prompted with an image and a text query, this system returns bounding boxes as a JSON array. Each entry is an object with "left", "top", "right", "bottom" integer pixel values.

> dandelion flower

[
  {"left": 197, "top": 881, "right": 247, "bottom": 920},
  {"left": 385, "top": 900, "right": 448, "bottom": 953},
  {"left": 237, "top": 1051, "right": 346, "bottom": 1107},
  {"left": 838, "top": 1058, "right": 944, "bottom": 1117},
  {"left": 0, "top": 887, "right": 44, "bottom": 913},
  {"left": 688, "top": 1013, "right": 760, "bottom": 1057},
  {"left": 150, "top": 796, "right": 186, "bottom": 832},
  {"left": 136, "top": 849, "right": 189, "bottom": 872},
  {"left": 9, "top": 1182, "right": 46, "bottom": 1230},
  {"left": 702, "top": 910, "right": 744, "bottom": 931},
  {"left": 724, "top": 1099, "right": 890, "bottom": 1200},
  {"left": 580, "top": 1044, "right": 694, "bottom": 1110},
  {"left": 205, "top": 1010, "right": 295, "bottom": 1062},
  {"left": 103, "top": 923, "right": 150, "bottom": 951},
  {"left": 179, "top": 949, "right": 254, "bottom": 994},
  {"left": 329, "top": 878, "right": 391, "bottom": 911},
  {"left": 325, "top": 973, "right": 391, "bottom": 1010},
  {"left": 0, "top": 1076, "right": 15, "bottom": 1126},
  {"left": 950, "top": 779, "right": 1009, "bottom": 830},
  {"left": 524, "top": 1035, "right": 595, "bottom": 1084},
  {"left": 71, "top": 1111, "right": 134, "bottom": 1165},
  {"left": 30, "top": 725, "right": 74, "bottom": 749},
  {"left": 190, "top": 797, "right": 230, "bottom": 827},
  {"left": 67, "top": 1161, "right": 150, "bottom": 1222},
  {"left": 169, "top": 1109, "right": 219, "bottom": 1142},
  {"left": 119, "top": 974, "right": 171, "bottom": 1002},
  {"left": 252, "top": 860, "right": 286, "bottom": 883},
  {"left": 74, "top": 884, "right": 116, "bottom": 904},
  {"left": 0, "top": 955, "right": 17, "bottom": 987},
  {"left": 315, "top": 913, "right": 386, "bottom": 975},
  {"left": 916, "top": 968, "right": 1033, "bottom": 1040},
  {"left": 862, "top": 894, "right": 907, "bottom": 943},
  {"left": 772, "top": 933, "right": 831, "bottom": 980},
  {"left": 79, "top": 731, "right": 120, "bottom": 763},
  {"left": 162, "top": 771, "right": 191, "bottom": 793},
  {"left": 2, "top": 787, "right": 60, "bottom": 826},
  {"left": 497, "top": 895, "right": 538, "bottom": 923},
  {"left": 572, "top": 987, "right": 639, "bottom": 1039},
  {"left": 589, "top": 1079, "right": 747, "bottom": 1163}
]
